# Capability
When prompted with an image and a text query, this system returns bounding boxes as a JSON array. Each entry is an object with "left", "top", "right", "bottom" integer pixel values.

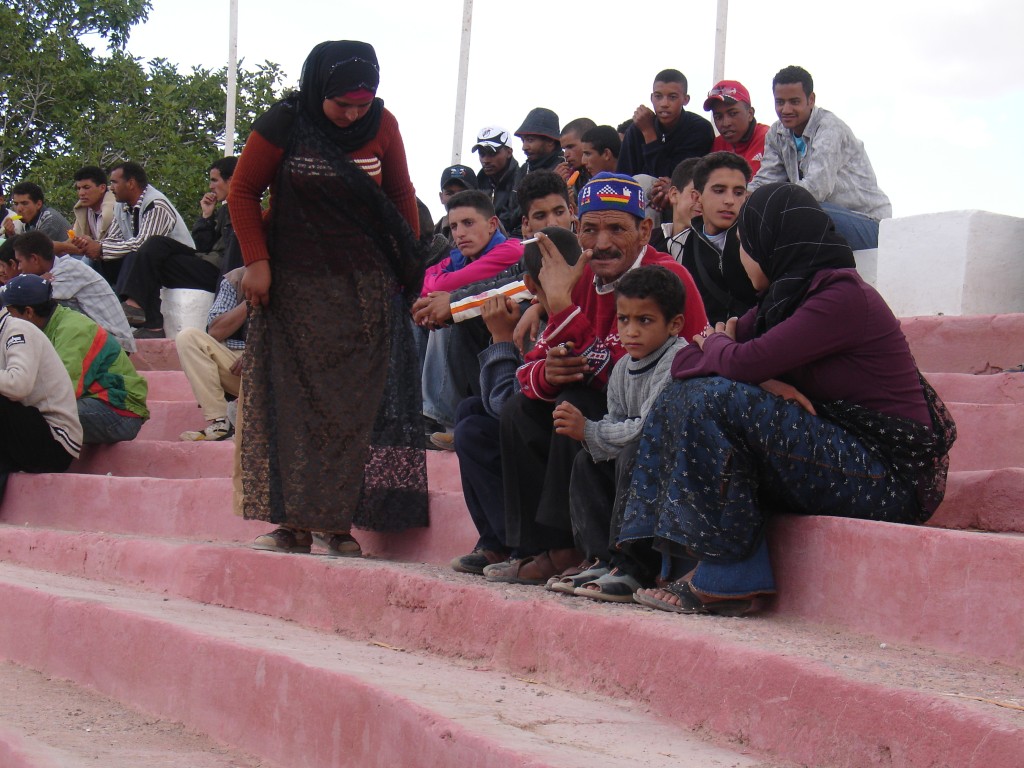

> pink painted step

[
  {"left": 138, "top": 369, "right": 196, "bottom": 401},
  {"left": 0, "top": 565, "right": 773, "bottom": 768},
  {"left": 945, "top": 401, "right": 1024, "bottom": 471},
  {"left": 928, "top": 371, "right": 1024, "bottom": 404},
  {"left": 71, "top": 440, "right": 234, "bottom": 479},
  {"left": 129, "top": 339, "right": 180, "bottom": 371},
  {"left": 0, "top": 550, "right": 1020, "bottom": 768},
  {"left": 930, "top": 468, "right": 1024, "bottom": 532},
  {"left": 901, "top": 313, "right": 1024, "bottom": 373},
  {"left": 137, "top": 401, "right": 206, "bottom": 441}
]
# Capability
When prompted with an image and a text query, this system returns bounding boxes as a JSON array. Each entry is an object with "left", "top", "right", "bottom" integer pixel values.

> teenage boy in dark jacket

[
  {"left": 472, "top": 126, "right": 520, "bottom": 235},
  {"left": 679, "top": 152, "right": 757, "bottom": 324}
]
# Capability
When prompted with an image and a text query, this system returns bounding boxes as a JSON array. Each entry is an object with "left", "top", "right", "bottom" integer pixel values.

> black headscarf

[
  {"left": 299, "top": 40, "right": 384, "bottom": 152},
  {"left": 739, "top": 183, "right": 856, "bottom": 336}
]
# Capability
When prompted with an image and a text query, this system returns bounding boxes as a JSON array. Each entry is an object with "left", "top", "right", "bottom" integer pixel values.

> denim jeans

[
  {"left": 78, "top": 398, "right": 144, "bottom": 444},
  {"left": 820, "top": 202, "right": 880, "bottom": 250}
]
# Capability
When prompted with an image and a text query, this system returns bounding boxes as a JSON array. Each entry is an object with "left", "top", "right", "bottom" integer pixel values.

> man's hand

[
  {"left": 2, "top": 218, "right": 14, "bottom": 238},
  {"left": 649, "top": 175, "right": 672, "bottom": 211},
  {"left": 72, "top": 235, "right": 103, "bottom": 260},
  {"left": 544, "top": 341, "right": 589, "bottom": 387},
  {"left": 553, "top": 400, "right": 586, "bottom": 441},
  {"left": 411, "top": 291, "right": 452, "bottom": 329},
  {"left": 513, "top": 302, "right": 544, "bottom": 354},
  {"left": 759, "top": 379, "right": 817, "bottom": 416},
  {"left": 200, "top": 192, "right": 218, "bottom": 219},
  {"left": 242, "top": 259, "right": 271, "bottom": 308},
  {"left": 693, "top": 317, "right": 738, "bottom": 350},
  {"left": 553, "top": 162, "right": 574, "bottom": 182},
  {"left": 229, "top": 354, "right": 245, "bottom": 378},
  {"left": 536, "top": 231, "right": 591, "bottom": 315},
  {"left": 481, "top": 295, "right": 520, "bottom": 343},
  {"left": 633, "top": 104, "right": 657, "bottom": 142}
]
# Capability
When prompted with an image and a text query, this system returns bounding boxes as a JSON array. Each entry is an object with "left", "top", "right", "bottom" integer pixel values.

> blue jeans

[
  {"left": 820, "top": 202, "right": 880, "bottom": 250},
  {"left": 619, "top": 377, "right": 918, "bottom": 595},
  {"left": 78, "top": 398, "right": 144, "bottom": 444}
]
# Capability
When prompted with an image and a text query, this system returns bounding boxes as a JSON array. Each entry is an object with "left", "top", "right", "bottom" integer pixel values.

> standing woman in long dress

[{"left": 229, "top": 40, "right": 427, "bottom": 555}]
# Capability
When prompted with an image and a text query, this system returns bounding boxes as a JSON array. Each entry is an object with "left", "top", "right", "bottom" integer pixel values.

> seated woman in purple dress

[{"left": 619, "top": 183, "right": 956, "bottom": 615}]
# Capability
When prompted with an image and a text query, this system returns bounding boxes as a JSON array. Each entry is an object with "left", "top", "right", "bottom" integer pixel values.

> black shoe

[
  {"left": 121, "top": 301, "right": 146, "bottom": 326},
  {"left": 133, "top": 327, "right": 166, "bottom": 339}
]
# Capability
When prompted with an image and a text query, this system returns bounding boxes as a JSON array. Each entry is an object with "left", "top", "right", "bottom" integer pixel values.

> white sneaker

[{"left": 179, "top": 418, "right": 233, "bottom": 441}]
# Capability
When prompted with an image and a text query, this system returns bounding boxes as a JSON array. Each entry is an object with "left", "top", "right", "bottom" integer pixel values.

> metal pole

[
  {"left": 713, "top": 0, "right": 728, "bottom": 84},
  {"left": 451, "top": 0, "right": 473, "bottom": 165},
  {"left": 224, "top": 0, "right": 239, "bottom": 156}
]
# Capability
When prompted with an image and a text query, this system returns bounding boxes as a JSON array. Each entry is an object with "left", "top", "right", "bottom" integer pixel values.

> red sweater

[
  {"left": 518, "top": 246, "right": 708, "bottom": 400},
  {"left": 229, "top": 108, "right": 419, "bottom": 265},
  {"left": 711, "top": 122, "right": 770, "bottom": 177}
]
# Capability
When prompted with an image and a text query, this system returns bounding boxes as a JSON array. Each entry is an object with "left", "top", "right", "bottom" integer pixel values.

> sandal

[
  {"left": 484, "top": 552, "right": 557, "bottom": 585},
  {"left": 633, "top": 580, "right": 754, "bottom": 616},
  {"left": 573, "top": 568, "right": 642, "bottom": 603},
  {"left": 314, "top": 532, "right": 362, "bottom": 558},
  {"left": 548, "top": 559, "right": 610, "bottom": 595},
  {"left": 252, "top": 527, "right": 312, "bottom": 554}
]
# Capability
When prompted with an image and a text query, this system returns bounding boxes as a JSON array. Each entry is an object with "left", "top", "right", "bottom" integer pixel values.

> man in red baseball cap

[{"left": 703, "top": 80, "right": 769, "bottom": 176}]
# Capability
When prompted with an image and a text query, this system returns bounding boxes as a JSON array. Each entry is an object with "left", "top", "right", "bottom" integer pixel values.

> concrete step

[
  {"left": 946, "top": 401, "right": 1024, "bottom": 471},
  {"left": 929, "top": 468, "right": 1024, "bottom": 532},
  {"left": 0, "top": 661, "right": 266, "bottom": 768},
  {"left": 928, "top": 371, "right": 1024, "bottom": 404},
  {"left": 138, "top": 369, "right": 195, "bottom": 401},
  {"left": 71, "top": 440, "right": 234, "bottom": 479},
  {"left": 130, "top": 339, "right": 180, "bottom": 372},
  {"left": 902, "top": 313, "right": 1024, "bottom": 374},
  {"left": 0, "top": 563, "right": 783, "bottom": 768},
  {"left": 137, "top": 401, "right": 206, "bottom": 442}
]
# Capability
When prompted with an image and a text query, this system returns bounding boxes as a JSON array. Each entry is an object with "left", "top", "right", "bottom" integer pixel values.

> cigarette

[{"left": 521, "top": 236, "right": 540, "bottom": 245}]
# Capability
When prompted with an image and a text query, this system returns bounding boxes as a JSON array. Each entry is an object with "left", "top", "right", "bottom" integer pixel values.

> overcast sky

[{"left": 119, "top": 0, "right": 1024, "bottom": 223}]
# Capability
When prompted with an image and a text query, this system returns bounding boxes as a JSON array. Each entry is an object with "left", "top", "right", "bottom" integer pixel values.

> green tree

[{"left": 1, "top": 0, "right": 285, "bottom": 217}]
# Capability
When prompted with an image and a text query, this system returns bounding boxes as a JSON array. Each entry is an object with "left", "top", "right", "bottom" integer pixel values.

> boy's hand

[
  {"left": 513, "top": 302, "right": 544, "bottom": 353},
  {"left": 649, "top": 176, "right": 672, "bottom": 210},
  {"left": 633, "top": 104, "right": 657, "bottom": 142},
  {"left": 411, "top": 291, "right": 452, "bottom": 328},
  {"left": 544, "top": 341, "right": 589, "bottom": 387},
  {"left": 481, "top": 295, "right": 520, "bottom": 343},
  {"left": 553, "top": 401, "right": 586, "bottom": 441}
]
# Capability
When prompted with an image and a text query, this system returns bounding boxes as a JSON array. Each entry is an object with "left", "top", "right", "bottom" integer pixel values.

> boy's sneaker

[
  {"left": 429, "top": 431, "right": 455, "bottom": 451},
  {"left": 179, "top": 418, "right": 233, "bottom": 442},
  {"left": 450, "top": 549, "right": 507, "bottom": 574}
]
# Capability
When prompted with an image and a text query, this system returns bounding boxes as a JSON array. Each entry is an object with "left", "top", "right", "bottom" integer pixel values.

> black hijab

[
  {"left": 299, "top": 40, "right": 384, "bottom": 152},
  {"left": 739, "top": 183, "right": 856, "bottom": 336}
]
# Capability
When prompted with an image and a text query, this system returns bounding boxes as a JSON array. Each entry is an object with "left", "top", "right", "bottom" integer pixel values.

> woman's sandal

[
  {"left": 314, "top": 532, "right": 362, "bottom": 558},
  {"left": 252, "top": 527, "right": 313, "bottom": 554},
  {"left": 633, "top": 580, "right": 754, "bottom": 616},
  {"left": 548, "top": 559, "right": 610, "bottom": 595},
  {"left": 573, "top": 568, "right": 642, "bottom": 603}
]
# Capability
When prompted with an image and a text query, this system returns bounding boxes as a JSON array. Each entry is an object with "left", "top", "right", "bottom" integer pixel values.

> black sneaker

[
  {"left": 133, "top": 327, "right": 166, "bottom": 339},
  {"left": 121, "top": 301, "right": 146, "bottom": 326}
]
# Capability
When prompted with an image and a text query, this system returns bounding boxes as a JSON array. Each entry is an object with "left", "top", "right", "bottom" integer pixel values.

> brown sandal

[{"left": 484, "top": 552, "right": 558, "bottom": 585}]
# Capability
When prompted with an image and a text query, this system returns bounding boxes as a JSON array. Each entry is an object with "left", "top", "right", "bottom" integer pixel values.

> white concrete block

[
  {"left": 875, "top": 211, "right": 1024, "bottom": 317},
  {"left": 853, "top": 248, "right": 878, "bottom": 288},
  {"left": 160, "top": 288, "right": 214, "bottom": 339}
]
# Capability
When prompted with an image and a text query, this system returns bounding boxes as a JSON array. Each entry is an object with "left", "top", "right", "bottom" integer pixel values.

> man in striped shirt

[{"left": 71, "top": 162, "right": 194, "bottom": 297}]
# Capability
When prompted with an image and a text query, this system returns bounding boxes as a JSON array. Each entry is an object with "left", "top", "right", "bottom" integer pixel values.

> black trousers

[
  {"left": 499, "top": 387, "right": 606, "bottom": 552},
  {"left": 452, "top": 396, "right": 510, "bottom": 554},
  {"left": 122, "top": 236, "right": 219, "bottom": 327},
  {"left": 0, "top": 395, "right": 75, "bottom": 474}
]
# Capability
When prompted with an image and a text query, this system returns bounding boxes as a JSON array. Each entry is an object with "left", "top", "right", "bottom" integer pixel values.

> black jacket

[
  {"left": 617, "top": 111, "right": 714, "bottom": 178},
  {"left": 478, "top": 157, "right": 521, "bottom": 237},
  {"left": 680, "top": 216, "right": 758, "bottom": 325}
]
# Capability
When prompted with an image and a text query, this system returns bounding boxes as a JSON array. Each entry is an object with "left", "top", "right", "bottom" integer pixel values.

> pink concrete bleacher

[{"left": 0, "top": 317, "right": 1022, "bottom": 767}]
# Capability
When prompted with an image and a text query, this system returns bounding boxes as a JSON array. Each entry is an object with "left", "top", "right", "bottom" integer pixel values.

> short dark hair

[
  {"left": 692, "top": 151, "right": 753, "bottom": 191},
  {"left": 615, "top": 265, "right": 685, "bottom": 321},
  {"left": 773, "top": 65, "right": 813, "bottom": 97},
  {"left": 0, "top": 239, "right": 16, "bottom": 267},
  {"left": 616, "top": 119, "right": 633, "bottom": 135},
  {"left": 670, "top": 158, "right": 701, "bottom": 190},
  {"left": 11, "top": 182, "right": 43, "bottom": 203},
  {"left": 111, "top": 161, "right": 148, "bottom": 188},
  {"left": 74, "top": 166, "right": 107, "bottom": 186},
  {"left": 561, "top": 117, "right": 597, "bottom": 139},
  {"left": 8, "top": 298, "right": 58, "bottom": 319},
  {"left": 11, "top": 231, "right": 55, "bottom": 263},
  {"left": 446, "top": 189, "right": 495, "bottom": 218},
  {"left": 581, "top": 126, "right": 621, "bottom": 159},
  {"left": 523, "top": 226, "right": 582, "bottom": 285},
  {"left": 516, "top": 170, "right": 570, "bottom": 214},
  {"left": 209, "top": 156, "right": 238, "bottom": 180},
  {"left": 654, "top": 69, "right": 688, "bottom": 92}
]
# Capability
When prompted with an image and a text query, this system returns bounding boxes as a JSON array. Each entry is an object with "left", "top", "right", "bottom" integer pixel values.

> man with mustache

[{"left": 484, "top": 172, "right": 708, "bottom": 586}]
